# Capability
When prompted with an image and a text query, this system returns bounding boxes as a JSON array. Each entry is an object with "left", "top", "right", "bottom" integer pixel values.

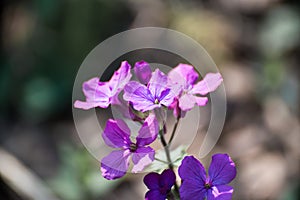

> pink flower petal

[
  {"left": 136, "top": 114, "right": 159, "bottom": 146},
  {"left": 134, "top": 61, "right": 152, "bottom": 84},
  {"left": 102, "top": 119, "right": 131, "bottom": 148},
  {"left": 191, "top": 73, "right": 223, "bottom": 95},
  {"left": 131, "top": 146, "right": 155, "bottom": 173},
  {"left": 178, "top": 94, "right": 196, "bottom": 111},
  {"left": 101, "top": 149, "right": 131, "bottom": 180}
]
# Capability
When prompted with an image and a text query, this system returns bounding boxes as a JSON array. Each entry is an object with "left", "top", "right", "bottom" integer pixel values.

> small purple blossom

[
  {"left": 178, "top": 154, "right": 236, "bottom": 200},
  {"left": 144, "top": 169, "right": 176, "bottom": 200},
  {"left": 123, "top": 69, "right": 176, "bottom": 112},
  {"left": 168, "top": 64, "right": 223, "bottom": 113},
  {"left": 134, "top": 60, "right": 152, "bottom": 85},
  {"left": 101, "top": 114, "right": 159, "bottom": 180},
  {"left": 74, "top": 61, "right": 132, "bottom": 109}
]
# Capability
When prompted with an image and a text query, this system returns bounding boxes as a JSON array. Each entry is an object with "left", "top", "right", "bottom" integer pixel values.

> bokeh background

[{"left": 1, "top": 0, "right": 300, "bottom": 199}]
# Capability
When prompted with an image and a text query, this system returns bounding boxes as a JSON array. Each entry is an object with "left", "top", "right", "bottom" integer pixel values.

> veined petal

[
  {"left": 144, "top": 172, "right": 160, "bottom": 190},
  {"left": 145, "top": 190, "right": 166, "bottom": 200},
  {"left": 179, "top": 156, "right": 206, "bottom": 184},
  {"left": 179, "top": 179, "right": 206, "bottom": 200},
  {"left": 123, "top": 81, "right": 157, "bottom": 112},
  {"left": 131, "top": 146, "right": 155, "bottom": 173},
  {"left": 134, "top": 61, "right": 152, "bottom": 84},
  {"left": 101, "top": 149, "right": 131, "bottom": 180},
  {"left": 109, "top": 61, "right": 132, "bottom": 95},
  {"left": 148, "top": 69, "right": 168, "bottom": 99},
  {"left": 159, "top": 88, "right": 176, "bottom": 107},
  {"left": 74, "top": 78, "right": 111, "bottom": 109},
  {"left": 102, "top": 119, "right": 131, "bottom": 148},
  {"left": 207, "top": 185, "right": 233, "bottom": 200},
  {"left": 160, "top": 169, "right": 176, "bottom": 190},
  {"left": 169, "top": 64, "right": 199, "bottom": 89},
  {"left": 208, "top": 154, "right": 237, "bottom": 185},
  {"left": 191, "top": 73, "right": 223, "bottom": 95},
  {"left": 136, "top": 114, "right": 159, "bottom": 146},
  {"left": 178, "top": 94, "right": 196, "bottom": 111}
]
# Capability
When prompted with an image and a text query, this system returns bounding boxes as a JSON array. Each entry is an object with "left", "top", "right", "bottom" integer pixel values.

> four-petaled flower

[
  {"left": 101, "top": 114, "right": 159, "bottom": 180},
  {"left": 123, "top": 69, "right": 176, "bottom": 112},
  {"left": 168, "top": 64, "right": 223, "bottom": 113},
  {"left": 74, "top": 61, "right": 132, "bottom": 109},
  {"left": 144, "top": 169, "right": 176, "bottom": 200},
  {"left": 178, "top": 154, "right": 236, "bottom": 200}
]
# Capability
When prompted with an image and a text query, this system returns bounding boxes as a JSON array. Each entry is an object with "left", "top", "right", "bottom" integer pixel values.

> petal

[
  {"left": 159, "top": 88, "right": 176, "bottom": 107},
  {"left": 194, "top": 96, "right": 209, "bottom": 106},
  {"left": 144, "top": 172, "right": 160, "bottom": 190},
  {"left": 145, "top": 190, "right": 166, "bottom": 200},
  {"left": 191, "top": 73, "right": 223, "bottom": 95},
  {"left": 131, "top": 146, "right": 155, "bottom": 173},
  {"left": 109, "top": 61, "right": 132, "bottom": 95},
  {"left": 208, "top": 154, "right": 237, "bottom": 185},
  {"left": 134, "top": 60, "right": 152, "bottom": 84},
  {"left": 179, "top": 179, "right": 206, "bottom": 200},
  {"left": 123, "top": 81, "right": 158, "bottom": 112},
  {"left": 101, "top": 150, "right": 131, "bottom": 180},
  {"left": 178, "top": 156, "right": 206, "bottom": 184},
  {"left": 74, "top": 78, "right": 111, "bottom": 109},
  {"left": 207, "top": 185, "right": 233, "bottom": 200},
  {"left": 178, "top": 94, "right": 196, "bottom": 111},
  {"left": 136, "top": 114, "right": 159, "bottom": 146},
  {"left": 160, "top": 169, "right": 176, "bottom": 190},
  {"left": 102, "top": 119, "right": 131, "bottom": 148},
  {"left": 148, "top": 69, "right": 168, "bottom": 99},
  {"left": 168, "top": 64, "right": 199, "bottom": 89}
]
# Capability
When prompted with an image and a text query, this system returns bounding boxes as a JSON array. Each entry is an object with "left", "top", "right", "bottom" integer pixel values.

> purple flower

[
  {"left": 178, "top": 154, "right": 236, "bottom": 200},
  {"left": 144, "top": 169, "right": 176, "bottom": 200},
  {"left": 123, "top": 69, "right": 176, "bottom": 112},
  {"left": 74, "top": 61, "right": 132, "bottom": 109},
  {"left": 168, "top": 64, "right": 223, "bottom": 112},
  {"left": 134, "top": 60, "right": 152, "bottom": 85},
  {"left": 101, "top": 114, "right": 159, "bottom": 180}
]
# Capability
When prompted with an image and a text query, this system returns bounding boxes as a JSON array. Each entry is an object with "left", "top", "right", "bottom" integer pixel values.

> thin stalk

[
  {"left": 168, "top": 116, "right": 180, "bottom": 145},
  {"left": 158, "top": 129, "right": 180, "bottom": 197}
]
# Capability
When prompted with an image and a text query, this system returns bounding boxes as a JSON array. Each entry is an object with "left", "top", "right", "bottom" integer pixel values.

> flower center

[
  {"left": 154, "top": 98, "right": 159, "bottom": 104},
  {"left": 205, "top": 183, "right": 211, "bottom": 189},
  {"left": 129, "top": 143, "right": 137, "bottom": 152}
]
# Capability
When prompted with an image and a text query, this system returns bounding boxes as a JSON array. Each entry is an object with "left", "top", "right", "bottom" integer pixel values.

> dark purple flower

[
  {"left": 123, "top": 69, "right": 176, "bottom": 112},
  {"left": 178, "top": 154, "right": 236, "bottom": 200},
  {"left": 144, "top": 169, "right": 176, "bottom": 200},
  {"left": 168, "top": 64, "right": 223, "bottom": 113},
  {"left": 134, "top": 61, "right": 152, "bottom": 85},
  {"left": 74, "top": 61, "right": 132, "bottom": 109},
  {"left": 101, "top": 114, "right": 159, "bottom": 180}
]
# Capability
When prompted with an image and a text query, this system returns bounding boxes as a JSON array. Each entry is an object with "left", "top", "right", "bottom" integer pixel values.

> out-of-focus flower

[
  {"left": 168, "top": 64, "right": 223, "bottom": 115},
  {"left": 143, "top": 169, "right": 176, "bottom": 200},
  {"left": 123, "top": 69, "right": 176, "bottom": 112},
  {"left": 74, "top": 61, "right": 132, "bottom": 109},
  {"left": 101, "top": 114, "right": 158, "bottom": 180},
  {"left": 179, "top": 154, "right": 236, "bottom": 200},
  {"left": 134, "top": 60, "right": 152, "bottom": 85}
]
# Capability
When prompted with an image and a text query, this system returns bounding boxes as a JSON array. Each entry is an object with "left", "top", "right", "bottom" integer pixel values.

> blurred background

[{"left": 1, "top": 0, "right": 300, "bottom": 199}]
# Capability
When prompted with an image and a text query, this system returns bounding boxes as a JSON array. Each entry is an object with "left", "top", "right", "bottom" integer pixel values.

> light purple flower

[
  {"left": 178, "top": 154, "right": 236, "bottom": 200},
  {"left": 74, "top": 61, "right": 132, "bottom": 109},
  {"left": 168, "top": 64, "right": 223, "bottom": 112},
  {"left": 143, "top": 169, "right": 176, "bottom": 200},
  {"left": 101, "top": 114, "right": 159, "bottom": 180},
  {"left": 134, "top": 60, "right": 152, "bottom": 85},
  {"left": 123, "top": 69, "right": 176, "bottom": 112}
]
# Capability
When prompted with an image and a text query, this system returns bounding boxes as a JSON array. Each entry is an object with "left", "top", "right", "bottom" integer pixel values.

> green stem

[
  {"left": 159, "top": 129, "right": 180, "bottom": 198},
  {"left": 168, "top": 116, "right": 180, "bottom": 145}
]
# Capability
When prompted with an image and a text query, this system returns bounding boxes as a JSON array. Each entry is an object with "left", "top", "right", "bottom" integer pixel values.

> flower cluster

[{"left": 74, "top": 61, "right": 236, "bottom": 199}]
